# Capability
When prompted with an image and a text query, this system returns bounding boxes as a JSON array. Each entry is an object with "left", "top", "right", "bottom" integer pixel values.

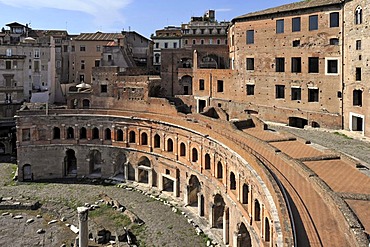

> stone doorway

[
  {"left": 113, "top": 152, "right": 127, "bottom": 180},
  {"left": 23, "top": 164, "right": 32, "bottom": 181},
  {"left": 188, "top": 175, "right": 201, "bottom": 206},
  {"left": 89, "top": 150, "right": 102, "bottom": 176},
  {"left": 236, "top": 222, "right": 252, "bottom": 247},
  {"left": 212, "top": 194, "right": 225, "bottom": 228},
  {"left": 65, "top": 149, "right": 77, "bottom": 176},
  {"left": 138, "top": 156, "right": 151, "bottom": 184}
]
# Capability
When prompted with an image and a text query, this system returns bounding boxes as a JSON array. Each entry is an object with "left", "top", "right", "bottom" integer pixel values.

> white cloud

[{"left": 0, "top": 0, "right": 132, "bottom": 30}]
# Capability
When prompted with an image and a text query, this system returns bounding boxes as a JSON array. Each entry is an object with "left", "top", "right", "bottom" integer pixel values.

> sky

[{"left": 0, "top": 0, "right": 297, "bottom": 38}]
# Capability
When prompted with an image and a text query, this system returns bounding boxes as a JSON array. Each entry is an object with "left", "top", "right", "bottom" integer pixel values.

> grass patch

[
  {"left": 89, "top": 204, "right": 131, "bottom": 228},
  {"left": 3, "top": 164, "right": 18, "bottom": 186},
  {"left": 333, "top": 132, "right": 352, "bottom": 139}
]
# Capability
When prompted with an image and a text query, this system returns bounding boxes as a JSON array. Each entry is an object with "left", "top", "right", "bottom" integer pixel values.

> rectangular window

[
  {"left": 330, "top": 38, "right": 339, "bottom": 45},
  {"left": 326, "top": 59, "right": 338, "bottom": 74},
  {"left": 293, "top": 40, "right": 300, "bottom": 47},
  {"left": 22, "top": 129, "right": 31, "bottom": 141},
  {"left": 173, "top": 42, "right": 177, "bottom": 48},
  {"left": 80, "top": 45, "right": 86, "bottom": 52},
  {"left": 164, "top": 42, "right": 168, "bottom": 48},
  {"left": 330, "top": 12, "right": 339, "bottom": 27},
  {"left": 101, "top": 85, "right": 107, "bottom": 93},
  {"left": 246, "top": 30, "right": 254, "bottom": 44},
  {"left": 276, "top": 58, "right": 285, "bottom": 72},
  {"left": 217, "top": 80, "right": 224, "bottom": 92},
  {"left": 308, "top": 57, "right": 319, "bottom": 73},
  {"left": 6, "top": 48, "right": 12, "bottom": 57},
  {"left": 291, "top": 88, "right": 301, "bottom": 100},
  {"left": 292, "top": 17, "right": 301, "bottom": 32},
  {"left": 356, "top": 68, "right": 361, "bottom": 81},
  {"left": 291, "top": 57, "right": 302, "bottom": 73},
  {"left": 353, "top": 90, "right": 362, "bottom": 106},
  {"left": 276, "top": 19, "right": 284, "bottom": 33},
  {"left": 246, "top": 58, "right": 254, "bottom": 71},
  {"left": 81, "top": 60, "right": 85, "bottom": 70},
  {"left": 308, "top": 88, "right": 319, "bottom": 102},
  {"left": 96, "top": 45, "right": 101, "bottom": 52},
  {"left": 309, "top": 15, "right": 318, "bottom": 31},
  {"left": 192, "top": 40, "right": 196, "bottom": 45},
  {"left": 155, "top": 43, "right": 159, "bottom": 48},
  {"left": 199, "top": 79, "right": 205, "bottom": 90},
  {"left": 71, "top": 45, "right": 75, "bottom": 52},
  {"left": 356, "top": 40, "right": 361, "bottom": 50},
  {"left": 34, "top": 49, "right": 40, "bottom": 58},
  {"left": 5, "top": 61, "right": 11, "bottom": 70},
  {"left": 34, "top": 60, "right": 40, "bottom": 72},
  {"left": 63, "top": 45, "right": 68, "bottom": 52},
  {"left": 246, "top": 85, "right": 255, "bottom": 95},
  {"left": 275, "top": 85, "right": 285, "bottom": 99}
]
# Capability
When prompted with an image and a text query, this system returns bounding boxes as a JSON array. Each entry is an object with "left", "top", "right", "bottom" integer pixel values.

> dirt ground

[{"left": 0, "top": 163, "right": 208, "bottom": 247}]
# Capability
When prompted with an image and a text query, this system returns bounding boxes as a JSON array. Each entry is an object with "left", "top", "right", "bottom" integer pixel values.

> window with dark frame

[
  {"left": 308, "top": 57, "right": 319, "bottom": 73},
  {"left": 353, "top": 90, "right": 362, "bottom": 106},
  {"left": 330, "top": 12, "right": 339, "bottom": 27},
  {"left": 309, "top": 15, "right": 318, "bottom": 31},
  {"left": 308, "top": 88, "right": 319, "bottom": 102},
  {"left": 356, "top": 67, "right": 361, "bottom": 81},
  {"left": 246, "top": 30, "right": 254, "bottom": 44},
  {"left": 275, "top": 85, "right": 285, "bottom": 99},
  {"left": 293, "top": 40, "right": 300, "bottom": 47},
  {"left": 246, "top": 58, "right": 254, "bottom": 71},
  {"left": 327, "top": 59, "right": 338, "bottom": 74},
  {"left": 217, "top": 80, "right": 224, "bottom": 92},
  {"left": 330, "top": 38, "right": 339, "bottom": 45},
  {"left": 292, "top": 17, "right": 301, "bottom": 32},
  {"left": 291, "top": 57, "right": 302, "bottom": 73},
  {"left": 276, "top": 19, "right": 284, "bottom": 33},
  {"left": 275, "top": 58, "right": 285, "bottom": 72},
  {"left": 291, "top": 88, "right": 301, "bottom": 100},
  {"left": 199, "top": 79, "right": 205, "bottom": 90},
  {"left": 101, "top": 85, "right": 107, "bottom": 93},
  {"left": 246, "top": 85, "right": 255, "bottom": 95},
  {"left": 356, "top": 40, "right": 361, "bottom": 50}
]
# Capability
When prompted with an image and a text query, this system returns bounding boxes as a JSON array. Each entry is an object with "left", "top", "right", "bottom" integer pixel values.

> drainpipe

[{"left": 341, "top": 1, "right": 345, "bottom": 130}]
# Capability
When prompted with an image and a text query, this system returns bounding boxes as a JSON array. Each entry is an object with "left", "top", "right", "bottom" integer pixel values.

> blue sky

[{"left": 0, "top": 0, "right": 296, "bottom": 38}]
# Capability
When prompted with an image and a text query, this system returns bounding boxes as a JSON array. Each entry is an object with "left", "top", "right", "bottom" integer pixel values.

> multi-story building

[
  {"left": 151, "top": 26, "right": 182, "bottom": 72},
  {"left": 343, "top": 0, "right": 370, "bottom": 136}
]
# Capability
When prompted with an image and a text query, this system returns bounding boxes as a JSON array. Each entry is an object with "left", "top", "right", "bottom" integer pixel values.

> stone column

[
  {"left": 223, "top": 209, "right": 229, "bottom": 245},
  {"left": 77, "top": 207, "right": 89, "bottom": 247},
  {"left": 184, "top": 185, "right": 189, "bottom": 205},
  {"left": 197, "top": 193, "right": 204, "bottom": 216},
  {"left": 209, "top": 204, "right": 214, "bottom": 227},
  {"left": 124, "top": 161, "right": 129, "bottom": 181}
]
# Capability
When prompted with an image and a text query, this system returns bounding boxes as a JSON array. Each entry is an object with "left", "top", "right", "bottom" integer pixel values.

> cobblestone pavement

[
  {"left": 0, "top": 164, "right": 208, "bottom": 247},
  {"left": 269, "top": 123, "right": 370, "bottom": 167}
]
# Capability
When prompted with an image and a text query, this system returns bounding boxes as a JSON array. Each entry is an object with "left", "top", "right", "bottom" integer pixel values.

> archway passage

[
  {"left": 23, "top": 164, "right": 32, "bottom": 181},
  {"left": 89, "top": 150, "right": 102, "bottom": 176},
  {"left": 288, "top": 117, "right": 308, "bottom": 128},
  {"left": 65, "top": 149, "right": 77, "bottom": 176},
  {"left": 138, "top": 156, "right": 151, "bottom": 184},
  {"left": 0, "top": 142, "right": 5, "bottom": 154},
  {"left": 180, "top": 75, "right": 192, "bottom": 95},
  {"left": 163, "top": 176, "right": 174, "bottom": 192},
  {"left": 114, "top": 152, "right": 127, "bottom": 180},
  {"left": 237, "top": 222, "right": 252, "bottom": 247},
  {"left": 213, "top": 194, "right": 225, "bottom": 229},
  {"left": 188, "top": 175, "right": 201, "bottom": 206}
]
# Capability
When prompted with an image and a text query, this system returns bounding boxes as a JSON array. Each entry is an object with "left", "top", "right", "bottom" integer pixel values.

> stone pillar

[
  {"left": 197, "top": 193, "right": 204, "bottom": 216},
  {"left": 134, "top": 167, "right": 139, "bottom": 182},
  {"left": 223, "top": 209, "right": 229, "bottom": 245},
  {"left": 148, "top": 169, "right": 153, "bottom": 187},
  {"left": 77, "top": 207, "right": 89, "bottom": 247},
  {"left": 233, "top": 231, "right": 239, "bottom": 247},
  {"left": 124, "top": 127, "right": 128, "bottom": 147},
  {"left": 61, "top": 124, "right": 66, "bottom": 140},
  {"left": 158, "top": 173, "right": 163, "bottom": 191},
  {"left": 209, "top": 204, "right": 214, "bottom": 227},
  {"left": 184, "top": 185, "right": 189, "bottom": 205},
  {"left": 124, "top": 162, "right": 129, "bottom": 180},
  {"left": 173, "top": 178, "right": 178, "bottom": 197}
]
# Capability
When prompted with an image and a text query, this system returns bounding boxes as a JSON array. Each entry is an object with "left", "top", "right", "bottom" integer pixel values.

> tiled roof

[
  {"left": 75, "top": 32, "right": 123, "bottom": 41},
  {"left": 233, "top": 0, "right": 343, "bottom": 21}
]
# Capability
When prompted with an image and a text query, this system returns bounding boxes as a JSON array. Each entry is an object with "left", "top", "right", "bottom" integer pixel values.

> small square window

[
  {"left": 326, "top": 59, "right": 338, "bottom": 74},
  {"left": 275, "top": 85, "right": 285, "bottom": 99},
  {"left": 22, "top": 129, "right": 31, "bottom": 141},
  {"left": 80, "top": 45, "right": 86, "bottom": 52},
  {"left": 246, "top": 30, "right": 254, "bottom": 44},
  {"left": 293, "top": 40, "right": 300, "bottom": 47},
  {"left": 276, "top": 19, "right": 284, "bottom": 33},
  {"left": 246, "top": 85, "right": 255, "bottom": 95},
  {"left": 246, "top": 58, "right": 254, "bottom": 71},
  {"left": 217, "top": 80, "right": 224, "bottom": 92},
  {"left": 292, "top": 17, "right": 301, "bottom": 32},
  {"left": 101, "top": 85, "right": 108, "bottom": 93},
  {"left": 330, "top": 38, "right": 339, "bottom": 45},
  {"left": 291, "top": 88, "right": 301, "bottom": 100},
  {"left": 308, "top": 88, "right": 319, "bottom": 102}
]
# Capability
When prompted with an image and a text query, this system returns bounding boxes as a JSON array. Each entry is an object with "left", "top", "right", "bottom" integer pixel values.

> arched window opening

[
  {"left": 154, "top": 134, "right": 160, "bottom": 148},
  {"left": 205, "top": 153, "right": 211, "bottom": 169},
  {"left": 254, "top": 199, "right": 261, "bottom": 221},
  {"left": 230, "top": 172, "right": 236, "bottom": 190},
  {"left": 264, "top": 217, "right": 270, "bottom": 242},
  {"left": 167, "top": 138, "right": 174, "bottom": 152},
  {"left": 192, "top": 148, "right": 198, "bottom": 162},
  {"left": 180, "top": 142, "right": 186, "bottom": 156},
  {"left": 141, "top": 132, "right": 148, "bottom": 145},
  {"left": 82, "top": 99, "right": 90, "bottom": 109},
  {"left": 67, "top": 127, "right": 74, "bottom": 139},
  {"left": 92, "top": 127, "right": 99, "bottom": 140},
  {"left": 355, "top": 6, "right": 363, "bottom": 25},
  {"left": 116, "top": 129, "right": 123, "bottom": 141},
  {"left": 129, "top": 131, "right": 136, "bottom": 143},
  {"left": 53, "top": 127, "right": 60, "bottom": 139},
  {"left": 242, "top": 184, "right": 249, "bottom": 204},
  {"left": 217, "top": 161, "right": 223, "bottom": 179},
  {"left": 105, "top": 128, "right": 111, "bottom": 140},
  {"left": 237, "top": 223, "right": 252, "bottom": 247},
  {"left": 80, "top": 127, "right": 87, "bottom": 139}
]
